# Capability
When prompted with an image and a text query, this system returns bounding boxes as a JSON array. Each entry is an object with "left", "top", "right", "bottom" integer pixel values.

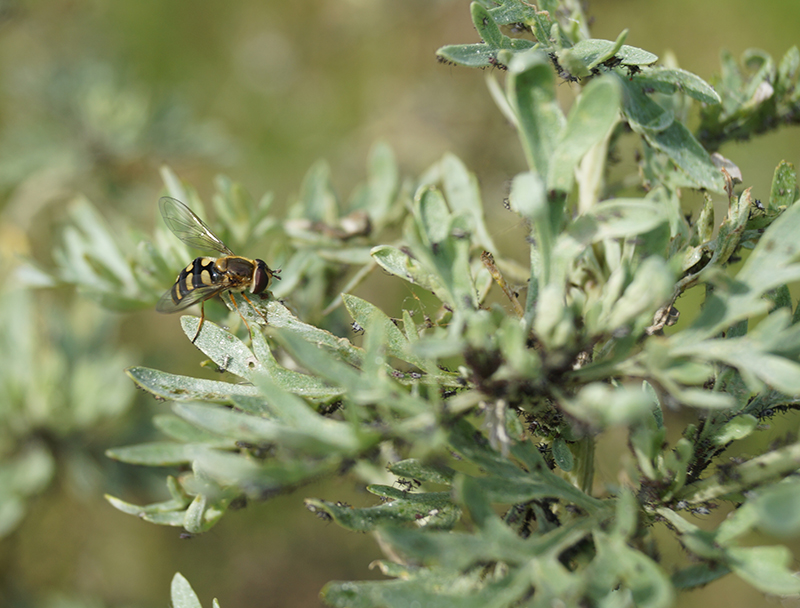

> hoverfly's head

[{"left": 251, "top": 259, "right": 280, "bottom": 294}]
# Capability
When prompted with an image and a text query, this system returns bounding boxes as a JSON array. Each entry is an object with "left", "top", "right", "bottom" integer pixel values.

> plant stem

[{"left": 675, "top": 440, "right": 800, "bottom": 503}]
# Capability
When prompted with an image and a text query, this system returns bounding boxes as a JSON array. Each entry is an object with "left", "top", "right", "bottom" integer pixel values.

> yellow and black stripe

[{"left": 169, "top": 257, "right": 220, "bottom": 307}]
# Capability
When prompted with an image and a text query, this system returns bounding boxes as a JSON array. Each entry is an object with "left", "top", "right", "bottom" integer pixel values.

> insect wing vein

[{"left": 159, "top": 196, "right": 234, "bottom": 255}]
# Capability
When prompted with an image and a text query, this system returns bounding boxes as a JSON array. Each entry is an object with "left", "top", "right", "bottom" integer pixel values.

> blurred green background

[{"left": 1, "top": 1, "right": 800, "bottom": 607}]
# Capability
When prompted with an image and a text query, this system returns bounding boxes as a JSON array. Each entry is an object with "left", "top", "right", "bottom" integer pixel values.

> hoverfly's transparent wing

[
  {"left": 159, "top": 196, "right": 234, "bottom": 256},
  {"left": 156, "top": 282, "right": 228, "bottom": 313}
]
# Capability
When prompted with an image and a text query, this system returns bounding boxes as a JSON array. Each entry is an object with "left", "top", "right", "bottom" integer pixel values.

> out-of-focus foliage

[
  {"left": 0, "top": 57, "right": 233, "bottom": 210},
  {"left": 0, "top": 286, "right": 134, "bottom": 538},
  {"left": 698, "top": 47, "right": 800, "bottom": 150}
]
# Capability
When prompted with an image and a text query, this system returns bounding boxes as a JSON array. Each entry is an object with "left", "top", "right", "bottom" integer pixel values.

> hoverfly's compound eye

[{"left": 251, "top": 260, "right": 272, "bottom": 294}]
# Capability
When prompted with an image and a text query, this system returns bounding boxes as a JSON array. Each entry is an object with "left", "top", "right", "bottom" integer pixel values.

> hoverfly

[{"left": 156, "top": 196, "right": 280, "bottom": 343}]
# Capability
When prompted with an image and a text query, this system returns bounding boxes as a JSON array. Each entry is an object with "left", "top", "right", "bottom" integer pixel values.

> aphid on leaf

[{"left": 156, "top": 196, "right": 280, "bottom": 343}]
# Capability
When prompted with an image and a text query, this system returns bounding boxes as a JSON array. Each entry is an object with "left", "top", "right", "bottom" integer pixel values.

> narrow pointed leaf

[{"left": 126, "top": 367, "right": 259, "bottom": 402}]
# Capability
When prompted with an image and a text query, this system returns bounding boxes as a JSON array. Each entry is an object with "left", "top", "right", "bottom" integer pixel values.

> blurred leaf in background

[{"left": 0, "top": 285, "right": 135, "bottom": 538}]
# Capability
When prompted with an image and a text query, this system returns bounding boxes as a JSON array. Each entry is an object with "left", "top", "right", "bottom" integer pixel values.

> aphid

[{"left": 156, "top": 196, "right": 280, "bottom": 343}]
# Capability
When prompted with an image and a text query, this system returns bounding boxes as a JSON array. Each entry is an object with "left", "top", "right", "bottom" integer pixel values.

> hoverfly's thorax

[
  {"left": 214, "top": 256, "right": 257, "bottom": 293},
  {"left": 215, "top": 256, "right": 253, "bottom": 278}
]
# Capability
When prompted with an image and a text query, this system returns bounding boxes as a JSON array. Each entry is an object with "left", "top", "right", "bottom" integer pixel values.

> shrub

[{"left": 48, "top": 1, "right": 800, "bottom": 606}]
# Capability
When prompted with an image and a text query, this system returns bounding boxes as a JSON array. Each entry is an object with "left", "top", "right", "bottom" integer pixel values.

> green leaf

[
  {"left": 305, "top": 487, "right": 459, "bottom": 532},
  {"left": 591, "top": 530, "right": 675, "bottom": 608},
  {"left": 559, "top": 38, "right": 657, "bottom": 74},
  {"left": 265, "top": 300, "right": 365, "bottom": 369},
  {"left": 387, "top": 459, "right": 457, "bottom": 485},
  {"left": 508, "top": 171, "right": 548, "bottom": 223},
  {"left": 619, "top": 76, "right": 724, "bottom": 191},
  {"left": 349, "top": 142, "right": 399, "bottom": 227},
  {"left": 715, "top": 500, "right": 761, "bottom": 544},
  {"left": 603, "top": 256, "right": 674, "bottom": 331},
  {"left": 105, "top": 489, "right": 191, "bottom": 525},
  {"left": 434, "top": 2, "right": 536, "bottom": 69},
  {"left": 173, "top": 400, "right": 370, "bottom": 455},
  {"left": 776, "top": 46, "right": 800, "bottom": 98},
  {"left": 672, "top": 563, "right": 731, "bottom": 590},
  {"left": 471, "top": 2, "right": 503, "bottom": 48},
  {"left": 414, "top": 185, "right": 448, "bottom": 244},
  {"left": 52, "top": 196, "right": 151, "bottom": 310},
  {"left": 180, "top": 489, "right": 234, "bottom": 535},
  {"left": 171, "top": 573, "right": 204, "bottom": 608},
  {"left": 191, "top": 446, "right": 339, "bottom": 496},
  {"left": 635, "top": 68, "right": 721, "bottom": 104},
  {"left": 507, "top": 49, "right": 566, "bottom": 177},
  {"left": 273, "top": 328, "right": 425, "bottom": 418},
  {"left": 562, "top": 383, "right": 655, "bottom": 426},
  {"left": 571, "top": 199, "right": 670, "bottom": 243},
  {"left": 249, "top": 329, "right": 345, "bottom": 400},
  {"left": 107, "top": 441, "right": 228, "bottom": 466},
  {"left": 297, "top": 159, "right": 339, "bottom": 223},
  {"left": 739, "top": 200, "right": 800, "bottom": 290},
  {"left": 509, "top": 171, "right": 550, "bottom": 296},
  {"left": 620, "top": 78, "right": 675, "bottom": 133},
  {"left": 752, "top": 480, "right": 800, "bottom": 537},
  {"left": 713, "top": 414, "right": 758, "bottom": 445},
  {"left": 642, "top": 121, "right": 725, "bottom": 191},
  {"left": 769, "top": 160, "right": 798, "bottom": 210},
  {"left": 371, "top": 244, "right": 444, "bottom": 293},
  {"left": 126, "top": 366, "right": 259, "bottom": 402},
  {"left": 439, "top": 153, "right": 497, "bottom": 252},
  {"left": 548, "top": 76, "right": 622, "bottom": 193},
  {"left": 271, "top": 329, "right": 365, "bottom": 396},
  {"left": 671, "top": 200, "right": 800, "bottom": 383},
  {"left": 161, "top": 166, "right": 192, "bottom": 205},
  {"left": 727, "top": 546, "right": 800, "bottom": 595},
  {"left": 180, "top": 316, "right": 265, "bottom": 381},
  {"left": 447, "top": 421, "right": 606, "bottom": 513},
  {"left": 436, "top": 44, "right": 498, "bottom": 68},
  {"left": 342, "top": 294, "right": 426, "bottom": 369},
  {"left": 322, "top": 568, "right": 529, "bottom": 608},
  {"left": 407, "top": 187, "right": 478, "bottom": 312},
  {"left": 487, "top": 2, "right": 537, "bottom": 25},
  {"left": 153, "top": 414, "right": 229, "bottom": 443}
]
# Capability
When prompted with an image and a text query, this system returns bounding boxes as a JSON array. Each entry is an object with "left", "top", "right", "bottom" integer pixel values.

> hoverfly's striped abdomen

[{"left": 169, "top": 257, "right": 221, "bottom": 308}]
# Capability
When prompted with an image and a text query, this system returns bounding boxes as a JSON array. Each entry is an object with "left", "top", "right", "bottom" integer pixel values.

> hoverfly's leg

[
  {"left": 192, "top": 302, "right": 206, "bottom": 344},
  {"left": 228, "top": 292, "right": 253, "bottom": 334},
  {"left": 241, "top": 292, "right": 269, "bottom": 325}
]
